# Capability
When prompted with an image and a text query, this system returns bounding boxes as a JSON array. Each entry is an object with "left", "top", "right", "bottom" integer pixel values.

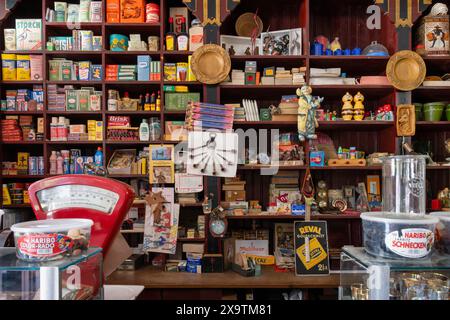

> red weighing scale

[{"left": 28, "top": 175, "right": 135, "bottom": 256}]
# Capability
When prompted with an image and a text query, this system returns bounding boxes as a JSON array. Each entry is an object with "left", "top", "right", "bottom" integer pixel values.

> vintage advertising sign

[{"left": 294, "top": 221, "right": 330, "bottom": 276}]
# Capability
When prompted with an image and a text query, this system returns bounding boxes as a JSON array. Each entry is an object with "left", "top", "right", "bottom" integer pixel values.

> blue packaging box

[
  {"left": 310, "top": 151, "right": 325, "bottom": 167},
  {"left": 137, "top": 55, "right": 151, "bottom": 81}
]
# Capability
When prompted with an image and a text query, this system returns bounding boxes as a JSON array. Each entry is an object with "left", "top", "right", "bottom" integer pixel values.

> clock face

[{"left": 210, "top": 218, "right": 226, "bottom": 237}]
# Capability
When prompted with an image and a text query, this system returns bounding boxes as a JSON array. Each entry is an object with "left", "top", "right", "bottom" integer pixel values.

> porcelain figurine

[
  {"left": 341, "top": 92, "right": 354, "bottom": 121},
  {"left": 353, "top": 92, "right": 365, "bottom": 121},
  {"left": 331, "top": 37, "right": 342, "bottom": 52},
  {"left": 296, "top": 85, "right": 323, "bottom": 141}
]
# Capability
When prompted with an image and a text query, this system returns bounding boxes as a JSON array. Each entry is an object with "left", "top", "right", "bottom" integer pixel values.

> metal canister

[
  {"left": 37, "top": 156, "right": 45, "bottom": 175},
  {"left": 146, "top": 3, "right": 160, "bottom": 23},
  {"left": 147, "top": 36, "right": 160, "bottom": 51},
  {"left": 29, "top": 156, "right": 38, "bottom": 175}
]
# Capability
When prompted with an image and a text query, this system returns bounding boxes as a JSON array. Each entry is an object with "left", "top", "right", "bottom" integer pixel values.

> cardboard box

[
  {"left": 95, "top": 121, "right": 103, "bottom": 140},
  {"left": 4, "top": 29, "right": 16, "bottom": 51},
  {"left": 137, "top": 55, "right": 150, "bottom": 81},
  {"left": 164, "top": 92, "right": 200, "bottom": 111},
  {"left": 37, "top": 117, "right": 44, "bottom": 134},
  {"left": 17, "top": 152, "right": 30, "bottom": 174},
  {"left": 2, "top": 54, "right": 16, "bottom": 81},
  {"left": 15, "top": 19, "right": 42, "bottom": 50},
  {"left": 182, "top": 243, "right": 204, "bottom": 254},
  {"left": 106, "top": 0, "right": 120, "bottom": 22},
  {"left": 120, "top": 0, "right": 145, "bottom": 23},
  {"left": 225, "top": 190, "right": 246, "bottom": 202},
  {"left": 30, "top": 55, "right": 43, "bottom": 81},
  {"left": 16, "top": 55, "right": 31, "bottom": 81}
]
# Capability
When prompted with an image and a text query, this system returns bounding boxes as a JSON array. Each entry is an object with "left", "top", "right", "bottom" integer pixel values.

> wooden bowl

[
  {"left": 235, "top": 13, "right": 263, "bottom": 37},
  {"left": 191, "top": 44, "right": 231, "bottom": 85},
  {"left": 386, "top": 50, "right": 426, "bottom": 91}
]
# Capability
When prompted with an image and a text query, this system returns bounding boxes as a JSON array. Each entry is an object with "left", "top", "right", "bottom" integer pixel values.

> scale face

[
  {"left": 36, "top": 185, "right": 119, "bottom": 214},
  {"left": 28, "top": 175, "right": 135, "bottom": 255}
]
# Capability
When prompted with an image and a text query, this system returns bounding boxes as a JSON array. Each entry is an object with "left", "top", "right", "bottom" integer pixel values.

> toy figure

[
  {"left": 296, "top": 85, "right": 322, "bottom": 141},
  {"left": 353, "top": 92, "right": 365, "bottom": 121},
  {"left": 145, "top": 191, "right": 166, "bottom": 224},
  {"left": 330, "top": 37, "right": 342, "bottom": 52},
  {"left": 341, "top": 92, "right": 354, "bottom": 121}
]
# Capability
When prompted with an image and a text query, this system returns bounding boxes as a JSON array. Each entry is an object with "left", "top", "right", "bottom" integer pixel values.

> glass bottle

[
  {"left": 177, "top": 17, "right": 189, "bottom": 51},
  {"left": 165, "top": 17, "right": 176, "bottom": 51}
]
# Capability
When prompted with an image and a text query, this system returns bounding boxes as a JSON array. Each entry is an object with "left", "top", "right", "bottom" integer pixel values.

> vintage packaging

[
  {"left": 310, "top": 151, "right": 325, "bottom": 167},
  {"left": 95, "top": 121, "right": 103, "bottom": 140},
  {"left": 92, "top": 36, "right": 102, "bottom": 51},
  {"left": 79, "top": 0, "right": 91, "bottom": 22},
  {"left": 80, "top": 30, "right": 93, "bottom": 51},
  {"left": 77, "top": 90, "right": 90, "bottom": 110},
  {"left": 176, "top": 62, "right": 188, "bottom": 82},
  {"left": 89, "top": 93, "right": 102, "bottom": 111},
  {"left": 48, "top": 60, "right": 61, "bottom": 81},
  {"left": 189, "top": 25, "right": 203, "bottom": 51},
  {"left": 54, "top": 2, "right": 68, "bottom": 22},
  {"left": 89, "top": 1, "right": 103, "bottom": 22},
  {"left": 16, "top": 55, "right": 31, "bottom": 81},
  {"left": 78, "top": 61, "right": 91, "bottom": 80},
  {"left": 29, "top": 55, "right": 43, "bottom": 81},
  {"left": 65, "top": 90, "right": 78, "bottom": 110},
  {"left": 2, "top": 54, "right": 17, "bottom": 81},
  {"left": 137, "top": 55, "right": 150, "bottom": 81},
  {"left": 17, "top": 152, "right": 30, "bottom": 175},
  {"left": 67, "top": 4, "right": 80, "bottom": 23},
  {"left": 61, "top": 60, "right": 73, "bottom": 80},
  {"left": 120, "top": 0, "right": 145, "bottom": 23},
  {"left": 16, "top": 19, "right": 42, "bottom": 50},
  {"left": 187, "top": 55, "right": 196, "bottom": 81},
  {"left": 4, "top": 29, "right": 16, "bottom": 51},
  {"left": 70, "top": 124, "right": 87, "bottom": 134},
  {"left": 170, "top": 7, "right": 189, "bottom": 34},
  {"left": 164, "top": 63, "right": 177, "bottom": 81},
  {"left": 88, "top": 120, "right": 97, "bottom": 140},
  {"left": 90, "top": 64, "right": 103, "bottom": 80},
  {"left": 37, "top": 117, "right": 44, "bottom": 134},
  {"left": 416, "top": 15, "right": 449, "bottom": 55},
  {"left": 106, "top": 0, "right": 120, "bottom": 22}
]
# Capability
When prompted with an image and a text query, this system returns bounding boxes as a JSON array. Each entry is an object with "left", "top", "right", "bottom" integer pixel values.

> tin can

[
  {"left": 146, "top": 3, "right": 160, "bottom": 23},
  {"left": 37, "top": 156, "right": 45, "bottom": 175},
  {"left": 147, "top": 36, "right": 160, "bottom": 51},
  {"left": 29, "top": 157, "right": 38, "bottom": 175}
]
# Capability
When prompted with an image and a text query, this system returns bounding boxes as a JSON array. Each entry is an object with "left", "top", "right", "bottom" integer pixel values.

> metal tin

[
  {"left": 147, "top": 36, "right": 160, "bottom": 51},
  {"left": 146, "top": 3, "right": 160, "bottom": 23}
]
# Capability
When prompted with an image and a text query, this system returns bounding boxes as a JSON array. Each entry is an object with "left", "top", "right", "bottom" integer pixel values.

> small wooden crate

[{"left": 328, "top": 159, "right": 367, "bottom": 167}]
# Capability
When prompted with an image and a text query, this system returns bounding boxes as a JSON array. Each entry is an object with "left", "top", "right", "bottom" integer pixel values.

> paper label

[
  {"left": 17, "top": 233, "right": 73, "bottom": 258},
  {"left": 385, "top": 228, "right": 434, "bottom": 258}
]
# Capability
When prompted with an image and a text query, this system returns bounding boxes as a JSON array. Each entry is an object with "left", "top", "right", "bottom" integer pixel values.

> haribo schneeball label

[{"left": 385, "top": 228, "right": 434, "bottom": 258}]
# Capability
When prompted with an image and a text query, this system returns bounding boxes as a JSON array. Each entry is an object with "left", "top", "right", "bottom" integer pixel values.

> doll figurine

[
  {"left": 341, "top": 92, "right": 354, "bottom": 121},
  {"left": 297, "top": 85, "right": 322, "bottom": 141},
  {"left": 353, "top": 92, "right": 365, "bottom": 121}
]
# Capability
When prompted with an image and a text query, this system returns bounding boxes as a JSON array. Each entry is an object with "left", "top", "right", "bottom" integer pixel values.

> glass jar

[
  {"left": 149, "top": 117, "right": 161, "bottom": 142},
  {"left": 381, "top": 155, "right": 427, "bottom": 216}
]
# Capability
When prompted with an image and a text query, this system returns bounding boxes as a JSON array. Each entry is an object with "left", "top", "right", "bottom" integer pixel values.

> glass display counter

[
  {"left": 340, "top": 246, "right": 449, "bottom": 300},
  {"left": 0, "top": 247, "right": 103, "bottom": 300}
]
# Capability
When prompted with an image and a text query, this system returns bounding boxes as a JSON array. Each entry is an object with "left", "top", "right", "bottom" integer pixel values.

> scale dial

[
  {"left": 36, "top": 185, "right": 120, "bottom": 214},
  {"left": 209, "top": 218, "right": 227, "bottom": 238}
]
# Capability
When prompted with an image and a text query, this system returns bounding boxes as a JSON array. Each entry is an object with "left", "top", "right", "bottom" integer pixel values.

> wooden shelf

[
  {"left": 46, "top": 140, "right": 101, "bottom": 145},
  {"left": 106, "top": 51, "right": 161, "bottom": 55},
  {"left": 106, "top": 266, "right": 340, "bottom": 289},
  {"left": 163, "top": 81, "right": 202, "bottom": 85},
  {"left": 46, "top": 22, "right": 102, "bottom": 28},
  {"left": 2, "top": 80, "right": 44, "bottom": 84},
  {"left": 163, "top": 51, "right": 194, "bottom": 56},
  {"left": 238, "top": 165, "right": 308, "bottom": 170},
  {"left": 1, "top": 141, "right": 44, "bottom": 145},
  {"left": 226, "top": 214, "right": 361, "bottom": 220},
  {"left": 177, "top": 238, "right": 205, "bottom": 242},
  {"left": 46, "top": 111, "right": 102, "bottom": 115},
  {"left": 2, "top": 175, "right": 46, "bottom": 179},
  {"left": 1, "top": 204, "right": 31, "bottom": 208},
  {"left": 109, "top": 174, "right": 148, "bottom": 179},
  {"left": 47, "top": 80, "right": 102, "bottom": 85},
  {"left": 106, "top": 111, "right": 161, "bottom": 115},
  {"left": 234, "top": 120, "right": 394, "bottom": 130},
  {"left": 231, "top": 55, "right": 307, "bottom": 60},
  {"left": 0, "top": 111, "right": 44, "bottom": 115},
  {"left": 105, "top": 81, "right": 160, "bottom": 85},
  {"left": 309, "top": 55, "right": 389, "bottom": 60}
]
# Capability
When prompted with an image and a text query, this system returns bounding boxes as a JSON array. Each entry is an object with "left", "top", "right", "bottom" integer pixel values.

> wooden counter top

[{"left": 106, "top": 266, "right": 340, "bottom": 289}]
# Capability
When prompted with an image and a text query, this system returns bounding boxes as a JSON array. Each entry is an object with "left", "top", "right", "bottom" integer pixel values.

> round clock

[{"left": 209, "top": 218, "right": 227, "bottom": 238}]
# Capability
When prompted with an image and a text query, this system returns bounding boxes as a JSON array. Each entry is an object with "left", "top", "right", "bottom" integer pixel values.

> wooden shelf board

[
  {"left": 234, "top": 120, "right": 394, "bottom": 129},
  {"left": 231, "top": 55, "right": 307, "bottom": 60},
  {"left": 2, "top": 80, "right": 44, "bottom": 84},
  {"left": 46, "top": 140, "right": 101, "bottom": 145},
  {"left": 47, "top": 111, "right": 102, "bottom": 115},
  {"left": 177, "top": 238, "right": 206, "bottom": 242},
  {"left": 106, "top": 111, "right": 161, "bottom": 115},
  {"left": 105, "top": 81, "right": 160, "bottom": 85},
  {"left": 238, "top": 165, "right": 308, "bottom": 170},
  {"left": 1, "top": 141, "right": 44, "bottom": 145},
  {"left": 163, "top": 81, "right": 202, "bottom": 85},
  {"left": 163, "top": 51, "right": 194, "bottom": 55},
  {"left": 109, "top": 174, "right": 148, "bottom": 179},
  {"left": 106, "top": 51, "right": 161, "bottom": 55},
  {"left": 47, "top": 80, "right": 102, "bottom": 85},
  {"left": 309, "top": 55, "right": 389, "bottom": 60},
  {"left": 1, "top": 204, "right": 31, "bottom": 208},
  {"left": 226, "top": 214, "right": 360, "bottom": 220},
  {"left": 46, "top": 22, "right": 103, "bottom": 27},
  {"left": 106, "top": 266, "right": 340, "bottom": 289},
  {"left": 0, "top": 111, "right": 44, "bottom": 115},
  {"left": 105, "top": 23, "right": 161, "bottom": 27},
  {"left": 2, "top": 175, "right": 46, "bottom": 179}
]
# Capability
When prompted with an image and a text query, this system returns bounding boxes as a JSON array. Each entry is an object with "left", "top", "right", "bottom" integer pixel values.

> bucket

[
  {"left": 413, "top": 103, "right": 423, "bottom": 121},
  {"left": 423, "top": 102, "right": 445, "bottom": 121},
  {"left": 446, "top": 104, "right": 450, "bottom": 121}
]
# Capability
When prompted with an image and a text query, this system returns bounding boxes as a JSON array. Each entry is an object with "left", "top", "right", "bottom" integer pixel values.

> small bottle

[
  {"left": 49, "top": 151, "right": 57, "bottom": 175},
  {"left": 156, "top": 91, "right": 161, "bottom": 111},
  {"left": 149, "top": 118, "right": 161, "bottom": 142},
  {"left": 139, "top": 119, "right": 150, "bottom": 141},
  {"left": 176, "top": 17, "right": 189, "bottom": 51},
  {"left": 150, "top": 92, "right": 156, "bottom": 111},
  {"left": 165, "top": 17, "right": 176, "bottom": 51},
  {"left": 56, "top": 152, "right": 64, "bottom": 174},
  {"left": 94, "top": 147, "right": 103, "bottom": 167},
  {"left": 144, "top": 93, "right": 151, "bottom": 111}
]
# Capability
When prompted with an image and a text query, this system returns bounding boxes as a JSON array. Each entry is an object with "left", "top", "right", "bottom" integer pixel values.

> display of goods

[
  {"left": 11, "top": 219, "right": 93, "bottom": 262},
  {"left": 431, "top": 212, "right": 450, "bottom": 254},
  {"left": 361, "top": 212, "right": 439, "bottom": 259}
]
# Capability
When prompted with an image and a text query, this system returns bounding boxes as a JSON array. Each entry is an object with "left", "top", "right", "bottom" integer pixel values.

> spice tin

[{"left": 146, "top": 3, "right": 160, "bottom": 23}]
